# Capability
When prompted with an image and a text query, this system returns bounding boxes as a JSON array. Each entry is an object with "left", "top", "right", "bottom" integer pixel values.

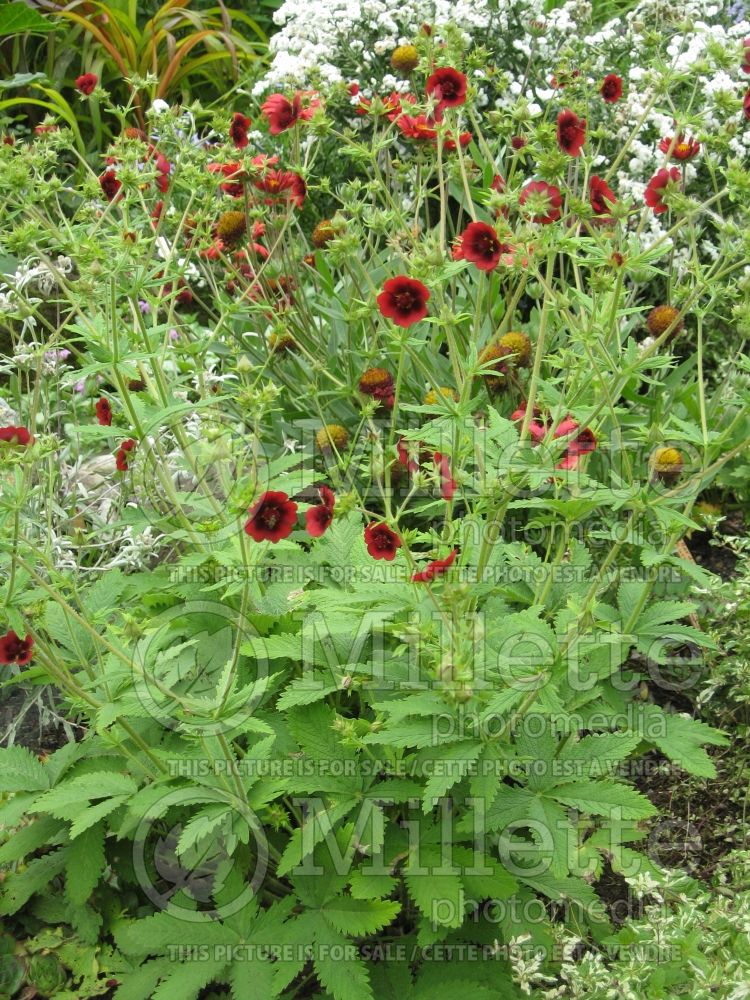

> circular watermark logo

[{"left": 132, "top": 787, "right": 269, "bottom": 921}]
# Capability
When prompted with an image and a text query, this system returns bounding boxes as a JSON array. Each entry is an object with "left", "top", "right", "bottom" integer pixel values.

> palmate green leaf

[
  {"left": 0, "top": 815, "right": 63, "bottom": 864},
  {"left": 420, "top": 741, "right": 484, "bottom": 811},
  {"left": 633, "top": 704, "right": 728, "bottom": 778},
  {"left": 0, "top": 849, "right": 67, "bottom": 915},
  {"left": 553, "top": 780, "right": 657, "bottom": 820},
  {"left": 276, "top": 801, "right": 354, "bottom": 877},
  {"left": 404, "top": 846, "right": 465, "bottom": 929},
  {"left": 65, "top": 822, "right": 107, "bottom": 905},
  {"left": 277, "top": 676, "right": 340, "bottom": 710},
  {"left": 0, "top": 744, "right": 51, "bottom": 792},
  {"left": 321, "top": 896, "right": 400, "bottom": 936},
  {"left": 313, "top": 921, "right": 374, "bottom": 1000},
  {"left": 35, "top": 772, "right": 138, "bottom": 818},
  {"left": 116, "top": 909, "right": 239, "bottom": 954},
  {"left": 557, "top": 732, "right": 642, "bottom": 780},
  {"left": 348, "top": 870, "right": 398, "bottom": 900},
  {"left": 151, "top": 959, "right": 230, "bottom": 1000}
]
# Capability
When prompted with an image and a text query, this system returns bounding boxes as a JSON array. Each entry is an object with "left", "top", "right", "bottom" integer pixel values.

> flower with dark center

[
  {"left": 411, "top": 548, "right": 457, "bottom": 582},
  {"left": 456, "top": 221, "right": 505, "bottom": 271},
  {"left": 391, "top": 45, "right": 419, "bottom": 74},
  {"left": 95, "top": 397, "right": 112, "bottom": 426},
  {"left": 647, "top": 304, "right": 683, "bottom": 339},
  {"left": 556, "top": 109, "right": 586, "bottom": 156},
  {"left": 244, "top": 490, "right": 298, "bottom": 542},
  {"left": 0, "top": 426, "right": 32, "bottom": 446},
  {"left": 316, "top": 424, "right": 349, "bottom": 453},
  {"left": 216, "top": 210, "right": 247, "bottom": 247},
  {"left": 0, "top": 630, "right": 34, "bottom": 666},
  {"left": 426, "top": 67, "right": 468, "bottom": 115},
  {"left": 589, "top": 175, "right": 617, "bottom": 220},
  {"left": 600, "top": 73, "right": 623, "bottom": 103},
  {"left": 305, "top": 485, "right": 335, "bottom": 538},
  {"left": 99, "top": 169, "right": 121, "bottom": 202},
  {"left": 377, "top": 276, "right": 430, "bottom": 327},
  {"left": 650, "top": 446, "right": 684, "bottom": 484},
  {"left": 229, "top": 112, "right": 251, "bottom": 149},
  {"left": 358, "top": 367, "right": 395, "bottom": 409},
  {"left": 76, "top": 73, "right": 98, "bottom": 95},
  {"left": 364, "top": 522, "right": 401, "bottom": 561},
  {"left": 519, "top": 180, "right": 562, "bottom": 224},
  {"left": 644, "top": 167, "right": 681, "bottom": 214}
]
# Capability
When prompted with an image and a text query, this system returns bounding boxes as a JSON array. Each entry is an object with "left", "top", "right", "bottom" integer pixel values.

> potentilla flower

[
  {"left": 411, "top": 548, "right": 457, "bottom": 583},
  {"left": 95, "top": 397, "right": 113, "bottom": 426},
  {"left": 511, "top": 135, "right": 528, "bottom": 150},
  {"left": 742, "top": 38, "right": 750, "bottom": 73},
  {"left": 244, "top": 490, "right": 298, "bottom": 542},
  {"left": 434, "top": 452, "right": 456, "bottom": 500},
  {"left": 316, "top": 424, "right": 349, "bottom": 453},
  {"left": 646, "top": 304, "right": 683, "bottom": 339},
  {"left": 519, "top": 180, "right": 562, "bottom": 224},
  {"left": 229, "top": 112, "right": 252, "bottom": 148},
  {"left": 391, "top": 44, "right": 419, "bottom": 74},
  {"left": 305, "top": 485, "right": 335, "bottom": 537},
  {"left": 556, "top": 109, "right": 586, "bottom": 156},
  {"left": 76, "top": 73, "right": 98, "bottom": 95},
  {"left": 260, "top": 91, "right": 319, "bottom": 134},
  {"left": 358, "top": 367, "right": 395, "bottom": 409},
  {"left": 364, "top": 522, "right": 401, "bottom": 561},
  {"left": 396, "top": 114, "right": 438, "bottom": 141},
  {"left": 455, "top": 221, "right": 506, "bottom": 271},
  {"left": 600, "top": 73, "right": 622, "bottom": 103},
  {"left": 216, "top": 210, "right": 247, "bottom": 246},
  {"left": 589, "top": 175, "right": 617, "bottom": 220},
  {"left": 377, "top": 276, "right": 430, "bottom": 327},
  {"left": 659, "top": 134, "right": 700, "bottom": 161},
  {"left": 554, "top": 419, "right": 596, "bottom": 470},
  {"left": 0, "top": 630, "right": 34, "bottom": 666},
  {"left": 644, "top": 167, "right": 681, "bottom": 214},
  {"left": 99, "top": 169, "right": 121, "bottom": 202},
  {"left": 650, "top": 446, "right": 684, "bottom": 484},
  {"left": 442, "top": 130, "right": 472, "bottom": 152},
  {"left": 426, "top": 67, "right": 468, "bottom": 115},
  {"left": 154, "top": 151, "right": 171, "bottom": 192},
  {"left": 115, "top": 438, "right": 136, "bottom": 472},
  {"left": 0, "top": 426, "right": 32, "bottom": 446},
  {"left": 252, "top": 169, "right": 306, "bottom": 208}
]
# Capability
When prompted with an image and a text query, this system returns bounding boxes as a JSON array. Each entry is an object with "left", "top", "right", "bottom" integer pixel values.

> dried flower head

[
  {"left": 216, "top": 211, "right": 247, "bottom": 246},
  {"left": 647, "top": 305, "right": 683, "bottom": 339},
  {"left": 312, "top": 219, "right": 336, "bottom": 248}
]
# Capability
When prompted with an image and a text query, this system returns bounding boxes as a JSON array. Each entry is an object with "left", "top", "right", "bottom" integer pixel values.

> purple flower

[{"left": 139, "top": 300, "right": 151, "bottom": 315}]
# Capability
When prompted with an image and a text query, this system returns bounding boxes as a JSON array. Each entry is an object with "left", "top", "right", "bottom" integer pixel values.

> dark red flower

[
  {"left": 411, "top": 548, "right": 457, "bottom": 583},
  {"left": 644, "top": 167, "right": 681, "bottom": 215},
  {"left": 0, "top": 630, "right": 34, "bottom": 666},
  {"left": 76, "top": 73, "right": 98, "bottom": 95},
  {"left": 364, "top": 522, "right": 401, "bottom": 561},
  {"left": 115, "top": 438, "right": 136, "bottom": 472},
  {"left": 659, "top": 134, "right": 700, "bottom": 161},
  {"left": 377, "top": 276, "right": 430, "bottom": 328},
  {"left": 519, "top": 180, "right": 562, "bottom": 224},
  {"left": 600, "top": 74, "right": 622, "bottom": 103},
  {"left": 456, "top": 221, "right": 505, "bottom": 271},
  {"left": 743, "top": 86, "right": 750, "bottom": 120},
  {"left": 260, "top": 92, "right": 319, "bottom": 135},
  {"left": 0, "top": 426, "right": 32, "bottom": 446},
  {"left": 556, "top": 109, "right": 586, "bottom": 156},
  {"left": 425, "top": 67, "right": 467, "bottom": 115},
  {"left": 511, "top": 135, "right": 528, "bottom": 150},
  {"left": 434, "top": 452, "right": 456, "bottom": 500},
  {"left": 229, "top": 112, "right": 252, "bottom": 149},
  {"left": 209, "top": 161, "right": 248, "bottom": 198},
  {"left": 742, "top": 38, "right": 750, "bottom": 73},
  {"left": 442, "top": 130, "right": 472, "bottom": 151},
  {"left": 245, "top": 490, "right": 298, "bottom": 542},
  {"left": 305, "top": 485, "right": 335, "bottom": 538},
  {"left": 154, "top": 152, "right": 171, "bottom": 192},
  {"left": 554, "top": 418, "right": 596, "bottom": 470},
  {"left": 95, "top": 397, "right": 112, "bottom": 426},
  {"left": 589, "top": 175, "right": 617, "bottom": 220},
  {"left": 99, "top": 169, "right": 121, "bottom": 202}
]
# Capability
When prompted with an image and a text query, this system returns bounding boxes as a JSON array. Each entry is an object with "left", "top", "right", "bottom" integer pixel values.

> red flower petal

[{"left": 245, "top": 490, "right": 298, "bottom": 542}]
